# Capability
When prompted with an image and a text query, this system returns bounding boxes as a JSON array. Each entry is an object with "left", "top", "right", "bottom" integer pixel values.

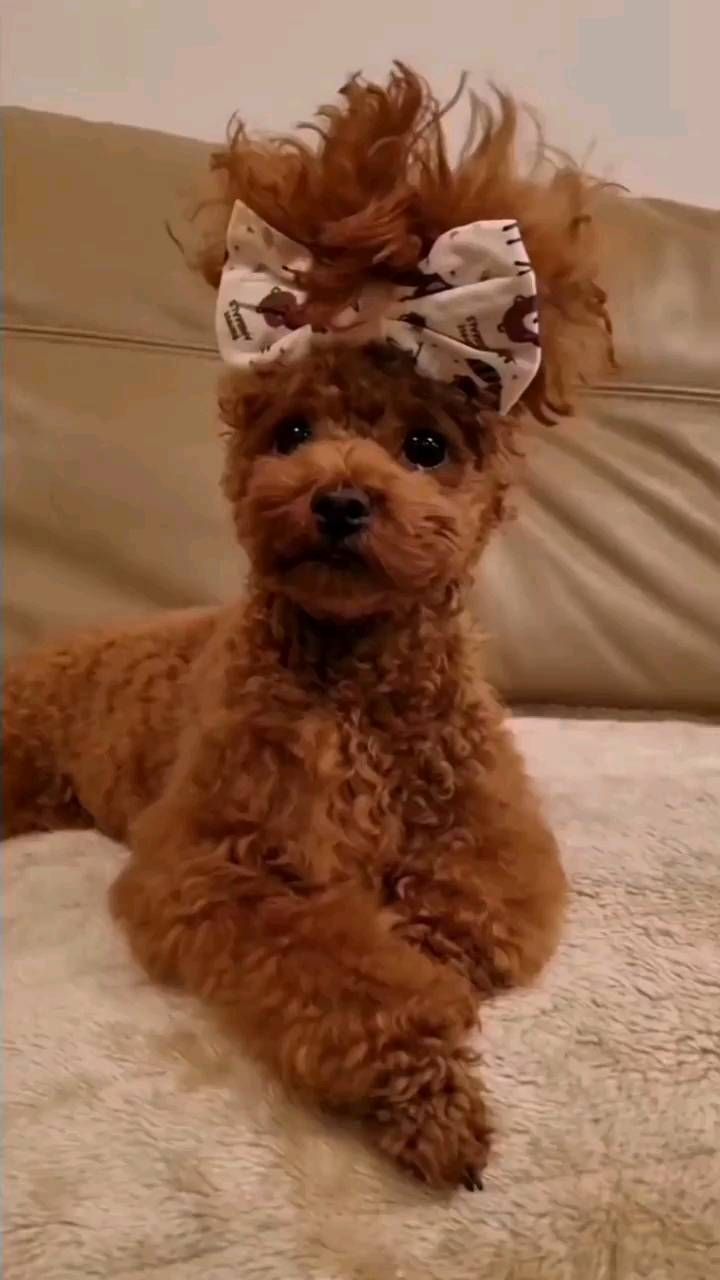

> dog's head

[{"left": 198, "top": 66, "right": 613, "bottom": 621}]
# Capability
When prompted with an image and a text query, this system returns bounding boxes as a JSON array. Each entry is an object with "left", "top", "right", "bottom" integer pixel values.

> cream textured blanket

[{"left": 6, "top": 716, "right": 720, "bottom": 1280}]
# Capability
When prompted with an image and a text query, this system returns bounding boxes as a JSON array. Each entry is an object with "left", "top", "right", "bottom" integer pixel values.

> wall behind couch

[{"left": 3, "top": 0, "right": 718, "bottom": 208}]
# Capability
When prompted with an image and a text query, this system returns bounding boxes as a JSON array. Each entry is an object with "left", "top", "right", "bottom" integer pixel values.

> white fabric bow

[{"left": 216, "top": 200, "right": 541, "bottom": 414}]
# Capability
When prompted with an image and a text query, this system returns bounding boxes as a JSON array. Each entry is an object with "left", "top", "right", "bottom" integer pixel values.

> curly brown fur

[
  {"left": 1, "top": 66, "right": 612, "bottom": 1188},
  {"left": 197, "top": 63, "right": 612, "bottom": 421}
]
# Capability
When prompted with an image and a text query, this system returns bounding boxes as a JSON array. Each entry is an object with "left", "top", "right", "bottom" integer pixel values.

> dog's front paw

[
  {"left": 397, "top": 918, "right": 495, "bottom": 996},
  {"left": 371, "top": 1055, "right": 490, "bottom": 1189}
]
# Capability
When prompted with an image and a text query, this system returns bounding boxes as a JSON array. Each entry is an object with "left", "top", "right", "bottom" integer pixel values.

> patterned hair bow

[{"left": 216, "top": 200, "right": 541, "bottom": 414}]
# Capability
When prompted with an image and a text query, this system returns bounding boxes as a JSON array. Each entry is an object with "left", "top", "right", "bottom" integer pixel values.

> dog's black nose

[{"left": 312, "top": 488, "right": 370, "bottom": 541}]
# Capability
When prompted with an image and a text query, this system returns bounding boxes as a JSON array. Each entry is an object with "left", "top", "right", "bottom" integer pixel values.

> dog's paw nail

[{"left": 462, "top": 1168, "right": 484, "bottom": 1191}]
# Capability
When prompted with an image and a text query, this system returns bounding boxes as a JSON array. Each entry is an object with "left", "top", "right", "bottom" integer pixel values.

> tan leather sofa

[{"left": 5, "top": 106, "right": 720, "bottom": 710}]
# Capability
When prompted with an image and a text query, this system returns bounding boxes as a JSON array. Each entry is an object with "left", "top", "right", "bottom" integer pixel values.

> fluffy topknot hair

[{"left": 197, "top": 63, "right": 614, "bottom": 423}]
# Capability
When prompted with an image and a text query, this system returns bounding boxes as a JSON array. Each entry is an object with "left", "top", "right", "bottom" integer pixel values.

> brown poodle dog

[{"left": 3, "top": 68, "right": 612, "bottom": 1188}]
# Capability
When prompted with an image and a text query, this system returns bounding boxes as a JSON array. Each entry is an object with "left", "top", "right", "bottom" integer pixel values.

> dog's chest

[{"left": 285, "top": 699, "right": 468, "bottom": 881}]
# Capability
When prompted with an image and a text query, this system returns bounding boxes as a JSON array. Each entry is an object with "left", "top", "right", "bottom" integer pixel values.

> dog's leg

[
  {"left": 2, "top": 661, "right": 91, "bottom": 837},
  {"left": 110, "top": 810, "right": 490, "bottom": 1189},
  {"left": 392, "top": 723, "right": 568, "bottom": 997}
]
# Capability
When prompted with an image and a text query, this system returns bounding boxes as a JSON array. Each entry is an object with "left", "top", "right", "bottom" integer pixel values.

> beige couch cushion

[{"left": 5, "top": 107, "right": 719, "bottom": 709}]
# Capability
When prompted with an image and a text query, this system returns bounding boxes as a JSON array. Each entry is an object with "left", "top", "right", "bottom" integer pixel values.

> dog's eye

[
  {"left": 402, "top": 428, "right": 448, "bottom": 469},
  {"left": 273, "top": 415, "right": 313, "bottom": 455}
]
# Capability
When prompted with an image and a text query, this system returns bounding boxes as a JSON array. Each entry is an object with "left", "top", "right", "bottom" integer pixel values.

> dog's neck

[{"left": 240, "top": 584, "right": 470, "bottom": 708}]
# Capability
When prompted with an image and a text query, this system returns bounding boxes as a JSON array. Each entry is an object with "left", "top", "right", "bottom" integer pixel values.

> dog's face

[{"left": 220, "top": 346, "right": 508, "bottom": 620}]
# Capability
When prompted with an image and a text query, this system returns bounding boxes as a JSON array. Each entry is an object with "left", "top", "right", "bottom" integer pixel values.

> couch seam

[
  {"left": 5, "top": 324, "right": 720, "bottom": 403},
  {"left": 3, "top": 322, "right": 217, "bottom": 361}
]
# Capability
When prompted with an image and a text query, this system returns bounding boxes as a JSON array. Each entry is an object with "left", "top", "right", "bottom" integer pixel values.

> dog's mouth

[{"left": 278, "top": 545, "right": 369, "bottom": 574}]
